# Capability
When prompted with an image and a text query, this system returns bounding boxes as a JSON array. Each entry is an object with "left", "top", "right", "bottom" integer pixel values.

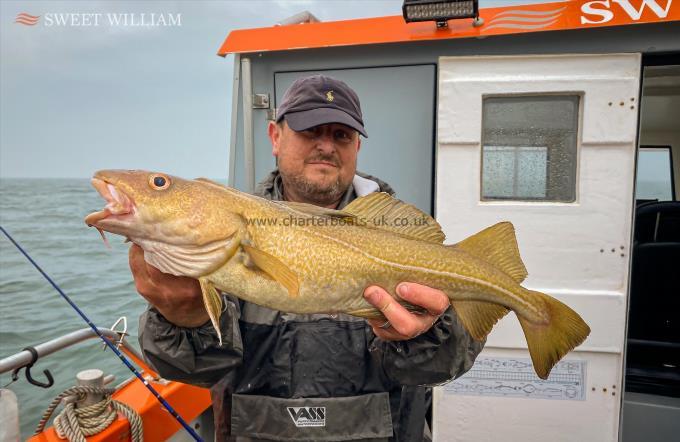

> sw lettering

[{"left": 581, "top": 0, "right": 673, "bottom": 24}]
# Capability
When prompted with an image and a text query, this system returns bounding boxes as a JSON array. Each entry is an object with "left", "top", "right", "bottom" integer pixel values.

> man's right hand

[{"left": 129, "top": 243, "right": 209, "bottom": 328}]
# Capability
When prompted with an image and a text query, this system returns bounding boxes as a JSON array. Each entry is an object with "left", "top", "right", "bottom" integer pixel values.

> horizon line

[{"left": 0, "top": 176, "right": 227, "bottom": 181}]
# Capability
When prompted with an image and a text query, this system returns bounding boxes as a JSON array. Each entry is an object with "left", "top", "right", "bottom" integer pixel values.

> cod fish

[{"left": 85, "top": 170, "right": 590, "bottom": 379}]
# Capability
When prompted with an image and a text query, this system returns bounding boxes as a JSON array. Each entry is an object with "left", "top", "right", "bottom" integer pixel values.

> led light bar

[{"left": 403, "top": 0, "right": 479, "bottom": 27}]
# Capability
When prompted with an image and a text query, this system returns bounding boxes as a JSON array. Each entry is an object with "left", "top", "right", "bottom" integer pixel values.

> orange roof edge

[{"left": 217, "top": 0, "right": 680, "bottom": 56}]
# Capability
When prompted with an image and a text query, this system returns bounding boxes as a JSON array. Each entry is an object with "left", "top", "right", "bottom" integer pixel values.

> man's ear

[
  {"left": 356, "top": 137, "right": 362, "bottom": 153},
  {"left": 268, "top": 121, "right": 281, "bottom": 156}
]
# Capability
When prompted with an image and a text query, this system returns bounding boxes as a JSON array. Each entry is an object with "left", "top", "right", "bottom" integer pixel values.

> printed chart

[{"left": 443, "top": 357, "right": 587, "bottom": 401}]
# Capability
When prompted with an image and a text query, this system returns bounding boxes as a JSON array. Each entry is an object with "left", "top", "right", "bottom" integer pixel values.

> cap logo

[{"left": 326, "top": 91, "right": 334, "bottom": 102}]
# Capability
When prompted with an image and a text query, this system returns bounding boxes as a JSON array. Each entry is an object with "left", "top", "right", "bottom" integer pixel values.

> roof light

[{"left": 402, "top": 0, "right": 481, "bottom": 28}]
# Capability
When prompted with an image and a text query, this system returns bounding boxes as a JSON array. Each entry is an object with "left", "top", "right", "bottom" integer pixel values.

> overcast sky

[{"left": 1, "top": 0, "right": 547, "bottom": 179}]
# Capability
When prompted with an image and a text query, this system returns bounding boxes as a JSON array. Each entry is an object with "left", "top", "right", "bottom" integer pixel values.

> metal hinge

[{"left": 252, "top": 93, "right": 270, "bottom": 109}]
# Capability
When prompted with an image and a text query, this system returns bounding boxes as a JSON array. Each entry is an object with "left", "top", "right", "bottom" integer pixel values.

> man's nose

[{"left": 315, "top": 134, "right": 337, "bottom": 154}]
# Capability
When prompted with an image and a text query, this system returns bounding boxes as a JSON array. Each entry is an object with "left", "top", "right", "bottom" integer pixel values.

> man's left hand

[{"left": 364, "top": 282, "right": 449, "bottom": 341}]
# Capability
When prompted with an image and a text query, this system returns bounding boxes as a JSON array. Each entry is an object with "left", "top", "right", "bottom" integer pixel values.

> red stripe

[
  {"left": 14, "top": 19, "right": 39, "bottom": 25},
  {"left": 16, "top": 12, "right": 40, "bottom": 19}
]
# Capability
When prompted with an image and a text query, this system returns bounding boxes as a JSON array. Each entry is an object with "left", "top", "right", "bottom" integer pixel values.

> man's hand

[
  {"left": 364, "top": 282, "right": 449, "bottom": 341},
  {"left": 129, "top": 244, "right": 209, "bottom": 328}
]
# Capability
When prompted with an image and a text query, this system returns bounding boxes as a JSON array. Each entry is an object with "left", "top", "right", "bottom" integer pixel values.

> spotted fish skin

[{"left": 86, "top": 170, "right": 590, "bottom": 379}]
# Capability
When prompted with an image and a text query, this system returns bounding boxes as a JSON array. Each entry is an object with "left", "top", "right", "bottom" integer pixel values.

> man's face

[{"left": 268, "top": 120, "right": 361, "bottom": 207}]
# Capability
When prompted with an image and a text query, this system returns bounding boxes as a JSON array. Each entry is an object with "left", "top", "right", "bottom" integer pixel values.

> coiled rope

[{"left": 35, "top": 385, "right": 143, "bottom": 442}]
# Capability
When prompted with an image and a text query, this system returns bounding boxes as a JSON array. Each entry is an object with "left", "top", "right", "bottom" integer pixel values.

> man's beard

[{"left": 281, "top": 172, "right": 347, "bottom": 206}]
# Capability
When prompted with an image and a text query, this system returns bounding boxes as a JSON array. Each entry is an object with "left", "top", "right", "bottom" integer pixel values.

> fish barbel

[{"left": 85, "top": 170, "right": 590, "bottom": 379}]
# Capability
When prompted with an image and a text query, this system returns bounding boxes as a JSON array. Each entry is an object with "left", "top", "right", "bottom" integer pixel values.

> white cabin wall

[{"left": 433, "top": 53, "right": 641, "bottom": 442}]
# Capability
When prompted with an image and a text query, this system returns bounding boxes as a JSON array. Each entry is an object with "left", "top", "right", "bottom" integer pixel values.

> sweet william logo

[
  {"left": 12, "top": 12, "right": 181, "bottom": 27},
  {"left": 287, "top": 406, "right": 326, "bottom": 427},
  {"left": 15, "top": 13, "right": 40, "bottom": 26}
]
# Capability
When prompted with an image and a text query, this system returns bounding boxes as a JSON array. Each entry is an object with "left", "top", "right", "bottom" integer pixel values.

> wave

[
  {"left": 14, "top": 13, "right": 40, "bottom": 26},
  {"left": 483, "top": 6, "right": 566, "bottom": 32}
]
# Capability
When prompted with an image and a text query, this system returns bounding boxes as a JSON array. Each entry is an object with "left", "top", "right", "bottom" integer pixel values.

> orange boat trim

[
  {"left": 218, "top": 0, "right": 679, "bottom": 56},
  {"left": 28, "top": 347, "right": 212, "bottom": 442}
]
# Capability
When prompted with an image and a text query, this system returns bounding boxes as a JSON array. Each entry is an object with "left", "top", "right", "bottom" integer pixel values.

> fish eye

[{"left": 149, "top": 174, "right": 170, "bottom": 190}]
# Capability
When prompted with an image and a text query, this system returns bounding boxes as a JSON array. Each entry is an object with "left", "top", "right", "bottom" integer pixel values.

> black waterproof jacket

[{"left": 139, "top": 170, "right": 484, "bottom": 441}]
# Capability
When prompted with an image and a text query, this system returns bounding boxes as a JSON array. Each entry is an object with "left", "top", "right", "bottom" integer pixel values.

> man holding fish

[{"left": 130, "top": 76, "right": 484, "bottom": 441}]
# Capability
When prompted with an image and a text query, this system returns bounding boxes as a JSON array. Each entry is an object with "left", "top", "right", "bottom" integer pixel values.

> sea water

[{"left": 0, "top": 178, "right": 148, "bottom": 438}]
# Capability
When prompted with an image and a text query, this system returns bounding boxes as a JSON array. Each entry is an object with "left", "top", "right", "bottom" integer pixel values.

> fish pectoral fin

[
  {"left": 450, "top": 299, "right": 510, "bottom": 341},
  {"left": 450, "top": 222, "right": 528, "bottom": 284},
  {"left": 518, "top": 290, "right": 590, "bottom": 380},
  {"left": 199, "top": 278, "right": 224, "bottom": 345},
  {"left": 242, "top": 244, "right": 300, "bottom": 298}
]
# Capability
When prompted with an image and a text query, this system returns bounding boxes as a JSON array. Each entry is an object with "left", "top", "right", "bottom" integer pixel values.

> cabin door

[{"left": 433, "top": 54, "right": 641, "bottom": 442}]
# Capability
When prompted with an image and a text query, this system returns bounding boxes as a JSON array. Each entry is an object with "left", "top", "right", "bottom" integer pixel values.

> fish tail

[{"left": 518, "top": 290, "right": 590, "bottom": 379}]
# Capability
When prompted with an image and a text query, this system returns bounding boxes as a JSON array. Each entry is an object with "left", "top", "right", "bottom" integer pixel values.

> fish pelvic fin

[
  {"left": 343, "top": 192, "right": 446, "bottom": 243},
  {"left": 242, "top": 244, "right": 300, "bottom": 298},
  {"left": 450, "top": 299, "right": 510, "bottom": 340},
  {"left": 199, "top": 278, "right": 224, "bottom": 346},
  {"left": 518, "top": 290, "right": 591, "bottom": 379},
  {"left": 347, "top": 306, "right": 384, "bottom": 319},
  {"left": 348, "top": 302, "right": 427, "bottom": 320},
  {"left": 450, "top": 222, "right": 528, "bottom": 284}
]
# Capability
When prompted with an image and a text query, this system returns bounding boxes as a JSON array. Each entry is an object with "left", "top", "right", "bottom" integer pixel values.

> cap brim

[{"left": 284, "top": 108, "right": 368, "bottom": 138}]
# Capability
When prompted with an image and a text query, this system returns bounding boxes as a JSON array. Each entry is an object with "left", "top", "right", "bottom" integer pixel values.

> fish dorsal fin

[
  {"left": 451, "top": 222, "right": 528, "bottom": 283},
  {"left": 242, "top": 244, "right": 300, "bottom": 298},
  {"left": 278, "top": 201, "right": 357, "bottom": 221},
  {"left": 343, "top": 192, "right": 445, "bottom": 243}
]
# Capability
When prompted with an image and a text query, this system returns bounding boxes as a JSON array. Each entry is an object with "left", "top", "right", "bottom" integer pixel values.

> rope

[{"left": 35, "top": 385, "right": 143, "bottom": 442}]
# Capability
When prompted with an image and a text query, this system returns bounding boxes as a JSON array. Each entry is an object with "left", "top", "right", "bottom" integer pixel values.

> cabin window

[
  {"left": 635, "top": 146, "right": 675, "bottom": 201},
  {"left": 481, "top": 95, "right": 579, "bottom": 202}
]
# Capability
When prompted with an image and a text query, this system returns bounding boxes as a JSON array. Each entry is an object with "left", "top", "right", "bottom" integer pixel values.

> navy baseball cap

[{"left": 276, "top": 75, "right": 368, "bottom": 138}]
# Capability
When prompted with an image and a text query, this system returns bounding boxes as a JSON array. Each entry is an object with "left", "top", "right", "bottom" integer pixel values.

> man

[{"left": 132, "top": 75, "right": 483, "bottom": 441}]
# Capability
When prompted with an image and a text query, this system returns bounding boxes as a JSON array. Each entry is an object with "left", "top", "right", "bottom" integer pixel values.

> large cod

[{"left": 86, "top": 170, "right": 590, "bottom": 380}]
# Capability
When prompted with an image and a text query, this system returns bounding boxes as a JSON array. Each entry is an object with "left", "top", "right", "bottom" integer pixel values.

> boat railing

[
  {"left": 0, "top": 327, "right": 147, "bottom": 377},
  {"left": 1, "top": 326, "right": 215, "bottom": 441}
]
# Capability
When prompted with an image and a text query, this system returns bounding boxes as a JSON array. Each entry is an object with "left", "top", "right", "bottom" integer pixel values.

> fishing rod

[{"left": 0, "top": 225, "right": 204, "bottom": 442}]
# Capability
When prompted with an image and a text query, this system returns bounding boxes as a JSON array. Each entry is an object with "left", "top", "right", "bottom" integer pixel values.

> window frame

[
  {"left": 637, "top": 145, "right": 676, "bottom": 201},
  {"left": 479, "top": 93, "right": 582, "bottom": 204}
]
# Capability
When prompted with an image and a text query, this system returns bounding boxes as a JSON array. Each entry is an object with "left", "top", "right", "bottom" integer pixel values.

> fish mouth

[{"left": 85, "top": 178, "right": 136, "bottom": 227}]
